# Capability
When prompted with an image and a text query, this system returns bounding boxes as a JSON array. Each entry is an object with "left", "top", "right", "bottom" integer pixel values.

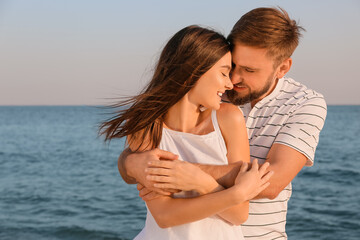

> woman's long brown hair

[{"left": 99, "top": 25, "right": 230, "bottom": 151}]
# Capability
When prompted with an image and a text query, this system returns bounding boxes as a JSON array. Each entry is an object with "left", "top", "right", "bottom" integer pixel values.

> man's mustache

[{"left": 233, "top": 83, "right": 249, "bottom": 88}]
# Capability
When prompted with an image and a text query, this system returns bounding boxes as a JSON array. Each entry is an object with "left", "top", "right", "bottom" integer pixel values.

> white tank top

[{"left": 134, "top": 110, "right": 245, "bottom": 240}]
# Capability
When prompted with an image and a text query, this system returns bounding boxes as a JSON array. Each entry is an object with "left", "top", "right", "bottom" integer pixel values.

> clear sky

[{"left": 0, "top": 0, "right": 359, "bottom": 105}]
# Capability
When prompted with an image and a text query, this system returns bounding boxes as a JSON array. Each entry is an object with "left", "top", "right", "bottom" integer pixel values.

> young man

[{"left": 118, "top": 7, "right": 327, "bottom": 240}]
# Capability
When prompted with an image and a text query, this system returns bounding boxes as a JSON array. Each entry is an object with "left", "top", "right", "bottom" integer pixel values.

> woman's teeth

[{"left": 217, "top": 92, "right": 223, "bottom": 97}]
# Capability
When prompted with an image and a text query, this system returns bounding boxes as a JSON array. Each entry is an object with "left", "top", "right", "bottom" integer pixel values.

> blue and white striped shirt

[{"left": 240, "top": 77, "right": 327, "bottom": 240}]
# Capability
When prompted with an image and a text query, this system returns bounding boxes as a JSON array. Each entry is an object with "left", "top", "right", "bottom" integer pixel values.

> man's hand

[
  {"left": 119, "top": 148, "right": 178, "bottom": 195},
  {"left": 137, "top": 183, "right": 163, "bottom": 201},
  {"left": 137, "top": 183, "right": 181, "bottom": 201}
]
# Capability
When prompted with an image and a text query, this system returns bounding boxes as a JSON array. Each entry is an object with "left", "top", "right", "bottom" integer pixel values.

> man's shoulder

[
  {"left": 281, "top": 77, "right": 320, "bottom": 95},
  {"left": 280, "top": 77, "right": 327, "bottom": 108}
]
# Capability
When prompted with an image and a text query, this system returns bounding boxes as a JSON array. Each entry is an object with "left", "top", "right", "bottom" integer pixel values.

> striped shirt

[{"left": 239, "top": 77, "right": 327, "bottom": 240}]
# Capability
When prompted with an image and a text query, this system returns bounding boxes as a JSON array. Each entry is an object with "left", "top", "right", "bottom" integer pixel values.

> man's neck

[{"left": 250, "top": 78, "right": 280, "bottom": 108}]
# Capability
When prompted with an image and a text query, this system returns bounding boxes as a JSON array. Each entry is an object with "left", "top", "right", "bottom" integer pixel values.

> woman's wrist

[
  {"left": 230, "top": 184, "right": 247, "bottom": 204},
  {"left": 196, "top": 177, "right": 223, "bottom": 195}
]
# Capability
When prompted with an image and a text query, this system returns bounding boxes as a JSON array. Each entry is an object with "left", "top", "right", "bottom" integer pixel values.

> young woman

[{"left": 100, "top": 25, "right": 272, "bottom": 240}]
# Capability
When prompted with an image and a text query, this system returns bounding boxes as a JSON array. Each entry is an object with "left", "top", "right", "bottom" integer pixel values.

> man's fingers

[
  {"left": 165, "top": 188, "right": 181, "bottom": 193},
  {"left": 156, "top": 149, "right": 178, "bottom": 161},
  {"left": 152, "top": 188, "right": 172, "bottom": 196},
  {"left": 138, "top": 187, "right": 152, "bottom": 197},
  {"left": 137, "top": 183, "right": 144, "bottom": 191},
  {"left": 141, "top": 191, "right": 163, "bottom": 201}
]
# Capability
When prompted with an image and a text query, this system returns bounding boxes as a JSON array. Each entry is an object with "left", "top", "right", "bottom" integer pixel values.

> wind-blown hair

[{"left": 99, "top": 25, "right": 230, "bottom": 151}]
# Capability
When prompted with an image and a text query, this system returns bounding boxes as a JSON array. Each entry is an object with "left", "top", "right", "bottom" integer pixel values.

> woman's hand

[
  {"left": 233, "top": 159, "right": 274, "bottom": 202},
  {"left": 146, "top": 160, "right": 220, "bottom": 195}
]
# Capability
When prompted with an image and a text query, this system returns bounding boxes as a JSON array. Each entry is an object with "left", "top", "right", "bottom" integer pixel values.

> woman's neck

[{"left": 164, "top": 95, "right": 209, "bottom": 133}]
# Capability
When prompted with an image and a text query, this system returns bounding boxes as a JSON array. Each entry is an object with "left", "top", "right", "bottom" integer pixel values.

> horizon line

[{"left": 1, "top": 104, "right": 359, "bottom": 107}]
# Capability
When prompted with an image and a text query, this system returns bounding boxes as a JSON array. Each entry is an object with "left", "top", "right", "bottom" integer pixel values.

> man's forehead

[{"left": 231, "top": 44, "right": 274, "bottom": 67}]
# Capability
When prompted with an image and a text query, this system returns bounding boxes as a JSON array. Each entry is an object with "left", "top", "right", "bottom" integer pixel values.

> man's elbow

[
  {"left": 153, "top": 212, "right": 173, "bottom": 228},
  {"left": 220, "top": 212, "right": 249, "bottom": 226},
  {"left": 231, "top": 214, "right": 248, "bottom": 226},
  {"left": 155, "top": 220, "right": 170, "bottom": 229},
  {"left": 117, "top": 153, "right": 137, "bottom": 184},
  {"left": 261, "top": 186, "right": 283, "bottom": 200}
]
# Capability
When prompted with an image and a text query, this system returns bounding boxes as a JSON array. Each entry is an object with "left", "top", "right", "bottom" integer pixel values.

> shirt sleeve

[{"left": 274, "top": 94, "right": 327, "bottom": 166}]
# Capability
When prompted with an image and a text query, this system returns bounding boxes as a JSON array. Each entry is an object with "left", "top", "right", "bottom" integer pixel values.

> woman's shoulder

[{"left": 217, "top": 102, "right": 244, "bottom": 126}]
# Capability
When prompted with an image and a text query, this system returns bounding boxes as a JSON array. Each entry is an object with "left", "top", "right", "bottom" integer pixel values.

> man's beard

[{"left": 227, "top": 74, "right": 276, "bottom": 106}]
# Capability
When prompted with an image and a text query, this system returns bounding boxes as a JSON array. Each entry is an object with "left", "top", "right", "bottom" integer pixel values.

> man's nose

[
  {"left": 231, "top": 71, "right": 242, "bottom": 85},
  {"left": 225, "top": 78, "right": 233, "bottom": 90}
]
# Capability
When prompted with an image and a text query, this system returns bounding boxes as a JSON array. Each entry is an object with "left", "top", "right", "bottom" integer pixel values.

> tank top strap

[
  {"left": 211, "top": 110, "right": 221, "bottom": 135},
  {"left": 211, "top": 110, "right": 228, "bottom": 157}
]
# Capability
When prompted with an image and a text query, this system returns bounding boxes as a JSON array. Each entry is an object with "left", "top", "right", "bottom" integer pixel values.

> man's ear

[{"left": 276, "top": 58, "right": 292, "bottom": 79}]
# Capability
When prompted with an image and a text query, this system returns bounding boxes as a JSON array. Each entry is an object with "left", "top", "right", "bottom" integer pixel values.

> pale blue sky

[{"left": 0, "top": 0, "right": 359, "bottom": 105}]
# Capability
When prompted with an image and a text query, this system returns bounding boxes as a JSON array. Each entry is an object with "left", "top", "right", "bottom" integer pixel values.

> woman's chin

[
  {"left": 199, "top": 102, "right": 221, "bottom": 111},
  {"left": 211, "top": 103, "right": 221, "bottom": 111}
]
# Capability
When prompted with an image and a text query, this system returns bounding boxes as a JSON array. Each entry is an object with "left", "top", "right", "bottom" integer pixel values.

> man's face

[{"left": 227, "top": 43, "right": 278, "bottom": 106}]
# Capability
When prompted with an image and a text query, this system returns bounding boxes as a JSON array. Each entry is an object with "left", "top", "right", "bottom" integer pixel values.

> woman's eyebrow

[{"left": 220, "top": 65, "right": 231, "bottom": 70}]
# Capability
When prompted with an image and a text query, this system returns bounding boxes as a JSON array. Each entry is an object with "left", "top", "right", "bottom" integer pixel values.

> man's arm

[
  {"left": 118, "top": 148, "right": 137, "bottom": 184},
  {"left": 196, "top": 162, "right": 243, "bottom": 188},
  {"left": 200, "top": 96, "right": 326, "bottom": 199},
  {"left": 254, "top": 143, "right": 307, "bottom": 199},
  {"left": 118, "top": 147, "right": 178, "bottom": 189},
  {"left": 198, "top": 144, "right": 306, "bottom": 200}
]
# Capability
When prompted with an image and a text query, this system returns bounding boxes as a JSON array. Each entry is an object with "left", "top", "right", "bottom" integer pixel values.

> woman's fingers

[
  {"left": 153, "top": 183, "right": 177, "bottom": 189},
  {"left": 146, "top": 175, "right": 172, "bottom": 182},
  {"left": 240, "top": 162, "right": 248, "bottom": 173},
  {"left": 257, "top": 182, "right": 271, "bottom": 195},
  {"left": 155, "top": 149, "right": 179, "bottom": 161},
  {"left": 145, "top": 167, "right": 172, "bottom": 176},
  {"left": 148, "top": 159, "right": 180, "bottom": 169},
  {"left": 259, "top": 162, "right": 270, "bottom": 175},
  {"left": 251, "top": 158, "right": 259, "bottom": 171},
  {"left": 261, "top": 170, "right": 274, "bottom": 183}
]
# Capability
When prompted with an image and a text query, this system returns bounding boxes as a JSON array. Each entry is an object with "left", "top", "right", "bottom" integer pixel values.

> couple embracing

[{"left": 100, "top": 7, "right": 327, "bottom": 240}]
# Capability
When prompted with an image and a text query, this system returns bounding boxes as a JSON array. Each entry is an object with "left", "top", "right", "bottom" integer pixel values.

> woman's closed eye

[{"left": 221, "top": 72, "right": 230, "bottom": 78}]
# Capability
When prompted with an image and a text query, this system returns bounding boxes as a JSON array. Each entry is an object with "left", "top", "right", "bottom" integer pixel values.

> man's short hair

[{"left": 228, "top": 7, "right": 305, "bottom": 67}]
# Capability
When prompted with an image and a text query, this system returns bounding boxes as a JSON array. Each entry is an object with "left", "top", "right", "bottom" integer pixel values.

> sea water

[{"left": 0, "top": 105, "right": 359, "bottom": 239}]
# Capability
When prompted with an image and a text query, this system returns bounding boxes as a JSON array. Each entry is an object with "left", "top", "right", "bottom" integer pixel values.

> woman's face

[{"left": 188, "top": 52, "right": 233, "bottom": 110}]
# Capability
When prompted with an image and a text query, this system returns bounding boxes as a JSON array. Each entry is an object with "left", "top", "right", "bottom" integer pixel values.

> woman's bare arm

[
  {"left": 146, "top": 160, "right": 270, "bottom": 228},
  {"left": 212, "top": 103, "right": 251, "bottom": 224},
  {"left": 127, "top": 124, "right": 271, "bottom": 228}
]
